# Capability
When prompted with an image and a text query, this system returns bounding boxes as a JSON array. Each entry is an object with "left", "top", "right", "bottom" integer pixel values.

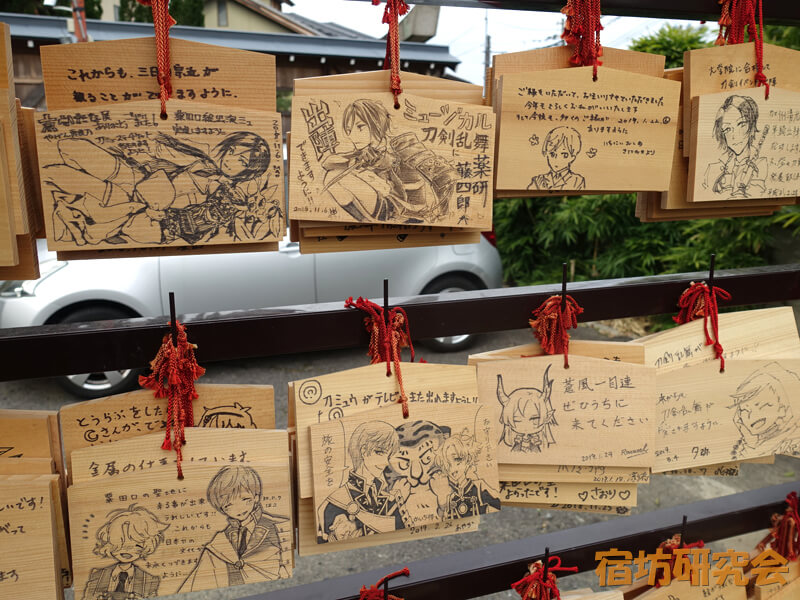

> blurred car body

[{"left": 0, "top": 234, "right": 502, "bottom": 397}]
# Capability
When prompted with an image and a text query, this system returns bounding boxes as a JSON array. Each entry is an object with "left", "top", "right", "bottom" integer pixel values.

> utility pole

[
  {"left": 483, "top": 9, "right": 491, "bottom": 80},
  {"left": 72, "top": 0, "right": 88, "bottom": 42}
]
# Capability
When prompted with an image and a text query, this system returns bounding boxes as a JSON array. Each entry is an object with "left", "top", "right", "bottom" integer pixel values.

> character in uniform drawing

[
  {"left": 527, "top": 127, "right": 586, "bottom": 191},
  {"left": 434, "top": 432, "right": 501, "bottom": 519},
  {"left": 703, "top": 95, "right": 768, "bottom": 198},
  {"left": 82, "top": 504, "right": 169, "bottom": 599}
]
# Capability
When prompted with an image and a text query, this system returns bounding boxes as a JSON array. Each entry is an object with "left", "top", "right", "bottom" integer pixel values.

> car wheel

[
  {"left": 418, "top": 275, "right": 484, "bottom": 353},
  {"left": 54, "top": 306, "right": 144, "bottom": 399}
]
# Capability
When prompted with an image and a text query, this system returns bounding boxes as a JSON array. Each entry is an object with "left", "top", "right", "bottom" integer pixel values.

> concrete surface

[{"left": 1, "top": 324, "right": 797, "bottom": 600}]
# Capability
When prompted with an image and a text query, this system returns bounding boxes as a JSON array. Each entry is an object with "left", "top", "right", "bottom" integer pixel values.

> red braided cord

[
  {"left": 345, "top": 297, "right": 415, "bottom": 417},
  {"left": 758, "top": 492, "right": 800, "bottom": 561},
  {"left": 529, "top": 295, "right": 584, "bottom": 368},
  {"left": 560, "top": 0, "right": 603, "bottom": 80},
  {"left": 653, "top": 534, "right": 706, "bottom": 587},
  {"left": 139, "top": 321, "right": 205, "bottom": 479},
  {"left": 717, "top": 0, "right": 769, "bottom": 98},
  {"left": 359, "top": 568, "right": 410, "bottom": 600},
  {"left": 512, "top": 557, "right": 578, "bottom": 600},
  {"left": 373, "top": 0, "right": 408, "bottom": 107},
  {"left": 673, "top": 282, "right": 731, "bottom": 372},
  {"left": 135, "top": 0, "right": 175, "bottom": 116}
]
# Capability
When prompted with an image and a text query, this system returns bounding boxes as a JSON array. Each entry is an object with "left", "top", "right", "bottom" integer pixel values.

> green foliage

[
  {"left": 3, "top": 0, "right": 71, "bottom": 16},
  {"left": 276, "top": 90, "right": 293, "bottom": 113},
  {"left": 764, "top": 26, "right": 800, "bottom": 51},
  {"left": 85, "top": 0, "right": 102, "bottom": 19},
  {"left": 628, "top": 24, "right": 713, "bottom": 69},
  {"left": 119, "top": 0, "right": 204, "bottom": 26}
]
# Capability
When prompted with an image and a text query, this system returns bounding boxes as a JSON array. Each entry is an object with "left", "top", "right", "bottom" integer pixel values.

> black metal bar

[
  {"left": 345, "top": 0, "right": 800, "bottom": 24},
  {"left": 1, "top": 264, "right": 798, "bottom": 381},
  {"left": 709, "top": 255, "right": 716, "bottom": 294},
  {"left": 560, "top": 263, "right": 567, "bottom": 311},
  {"left": 168, "top": 291, "right": 177, "bottom": 346},
  {"left": 249, "top": 481, "right": 797, "bottom": 600}
]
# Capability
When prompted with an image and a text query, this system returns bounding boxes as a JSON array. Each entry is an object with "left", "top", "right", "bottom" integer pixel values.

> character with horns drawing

[{"left": 496, "top": 365, "right": 557, "bottom": 453}]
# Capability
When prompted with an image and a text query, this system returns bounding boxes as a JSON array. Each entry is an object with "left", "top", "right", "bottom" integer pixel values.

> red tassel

[
  {"left": 346, "top": 297, "right": 414, "bottom": 417},
  {"left": 359, "top": 568, "right": 410, "bottom": 600},
  {"left": 512, "top": 557, "right": 578, "bottom": 600},
  {"left": 529, "top": 295, "right": 584, "bottom": 368},
  {"left": 653, "top": 533, "right": 705, "bottom": 587},
  {"left": 139, "top": 320, "right": 205, "bottom": 478},
  {"left": 673, "top": 282, "right": 731, "bottom": 372},
  {"left": 758, "top": 492, "right": 800, "bottom": 561}
]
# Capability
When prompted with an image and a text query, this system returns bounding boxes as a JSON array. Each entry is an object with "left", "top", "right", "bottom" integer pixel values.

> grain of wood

[
  {"left": 0, "top": 409, "right": 54, "bottom": 459},
  {"left": 496, "top": 68, "right": 681, "bottom": 193},
  {"left": 467, "top": 340, "right": 645, "bottom": 366},
  {"left": 56, "top": 241, "right": 279, "bottom": 261},
  {"left": 59, "top": 384, "right": 275, "bottom": 478},
  {"left": 498, "top": 463, "right": 649, "bottom": 484},
  {"left": 636, "top": 573, "right": 746, "bottom": 599},
  {"left": 41, "top": 37, "right": 276, "bottom": 112},
  {"left": 0, "top": 234, "right": 38, "bottom": 279},
  {"left": 19, "top": 106, "right": 44, "bottom": 238},
  {"left": 299, "top": 221, "right": 482, "bottom": 237},
  {"left": 499, "top": 480, "right": 637, "bottom": 507},
  {"left": 505, "top": 501, "right": 631, "bottom": 515},
  {"left": 0, "top": 122, "right": 18, "bottom": 266},
  {"left": 752, "top": 557, "right": 800, "bottom": 600},
  {"left": 299, "top": 230, "right": 481, "bottom": 254},
  {"left": 292, "top": 363, "right": 479, "bottom": 499},
  {"left": 477, "top": 355, "right": 656, "bottom": 468}
]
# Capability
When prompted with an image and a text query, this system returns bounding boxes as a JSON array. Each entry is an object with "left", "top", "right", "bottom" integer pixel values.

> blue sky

[{"left": 287, "top": 1, "right": 704, "bottom": 85}]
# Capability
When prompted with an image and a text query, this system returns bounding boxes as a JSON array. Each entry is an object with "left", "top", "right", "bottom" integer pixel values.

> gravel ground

[{"left": 2, "top": 324, "right": 797, "bottom": 600}]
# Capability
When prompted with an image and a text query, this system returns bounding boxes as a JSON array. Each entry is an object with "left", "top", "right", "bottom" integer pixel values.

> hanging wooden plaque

[
  {"left": 496, "top": 67, "right": 681, "bottom": 193},
  {"left": 0, "top": 122, "right": 17, "bottom": 267},
  {"left": 683, "top": 42, "right": 800, "bottom": 158},
  {"left": 0, "top": 475, "right": 62, "bottom": 600},
  {"left": 289, "top": 92, "right": 494, "bottom": 228},
  {"left": 518, "top": 502, "right": 631, "bottom": 515},
  {"left": 0, "top": 409, "right": 54, "bottom": 459},
  {"left": 69, "top": 462, "right": 293, "bottom": 597},
  {"left": 59, "top": 384, "right": 275, "bottom": 476},
  {"left": 0, "top": 24, "right": 31, "bottom": 235},
  {"left": 310, "top": 402, "right": 500, "bottom": 542},
  {"left": 292, "top": 363, "right": 479, "bottom": 500},
  {"left": 477, "top": 355, "right": 656, "bottom": 467},
  {"left": 498, "top": 463, "right": 649, "bottom": 484},
  {"left": 468, "top": 340, "right": 646, "bottom": 366},
  {"left": 688, "top": 86, "right": 800, "bottom": 203},
  {"left": 35, "top": 100, "right": 284, "bottom": 251},
  {"left": 0, "top": 234, "right": 39, "bottom": 280},
  {"left": 499, "top": 480, "right": 637, "bottom": 507},
  {"left": 18, "top": 105, "right": 44, "bottom": 238},
  {"left": 634, "top": 307, "right": 800, "bottom": 372},
  {"left": 654, "top": 359, "right": 800, "bottom": 472},
  {"left": 70, "top": 428, "right": 288, "bottom": 484},
  {"left": 636, "top": 573, "right": 746, "bottom": 600},
  {"left": 41, "top": 37, "right": 276, "bottom": 113},
  {"left": 297, "top": 229, "right": 481, "bottom": 254}
]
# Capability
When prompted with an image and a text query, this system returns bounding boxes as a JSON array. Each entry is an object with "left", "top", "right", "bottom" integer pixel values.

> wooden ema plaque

[
  {"left": 16, "top": 100, "right": 43, "bottom": 237},
  {"left": 637, "top": 574, "right": 746, "bottom": 600},
  {"left": 517, "top": 503, "right": 631, "bottom": 516},
  {"left": 0, "top": 475, "right": 63, "bottom": 600},
  {"left": 292, "top": 362, "right": 479, "bottom": 500},
  {"left": 499, "top": 480, "right": 637, "bottom": 507},
  {"left": 688, "top": 86, "right": 800, "bottom": 203},
  {"left": 498, "top": 463, "right": 649, "bottom": 484},
  {"left": 477, "top": 355, "right": 656, "bottom": 468},
  {"left": 41, "top": 37, "right": 277, "bottom": 113},
  {"left": 654, "top": 359, "right": 800, "bottom": 472},
  {"left": 0, "top": 233, "right": 39, "bottom": 280},
  {"left": 59, "top": 384, "right": 275, "bottom": 476},
  {"left": 468, "top": 339, "right": 646, "bottom": 366},
  {"left": 0, "top": 122, "right": 17, "bottom": 267},
  {"left": 635, "top": 307, "right": 800, "bottom": 372},
  {"left": 309, "top": 403, "right": 500, "bottom": 543},
  {"left": 495, "top": 67, "right": 681, "bottom": 193},
  {"left": 683, "top": 42, "right": 800, "bottom": 158},
  {"left": 289, "top": 92, "right": 495, "bottom": 229},
  {"left": 35, "top": 99, "right": 284, "bottom": 251},
  {"left": 69, "top": 461, "right": 292, "bottom": 597}
]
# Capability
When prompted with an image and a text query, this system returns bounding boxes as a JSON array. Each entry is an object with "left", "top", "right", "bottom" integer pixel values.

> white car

[{"left": 0, "top": 234, "right": 502, "bottom": 397}]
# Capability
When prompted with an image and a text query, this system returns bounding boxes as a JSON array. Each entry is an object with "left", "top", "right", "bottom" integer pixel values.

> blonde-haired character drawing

[
  {"left": 496, "top": 365, "right": 557, "bottom": 453},
  {"left": 83, "top": 504, "right": 169, "bottom": 599},
  {"left": 433, "top": 432, "right": 501, "bottom": 519}
]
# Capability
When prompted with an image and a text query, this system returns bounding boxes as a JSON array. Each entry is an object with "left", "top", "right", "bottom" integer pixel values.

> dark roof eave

[{"left": 0, "top": 12, "right": 459, "bottom": 66}]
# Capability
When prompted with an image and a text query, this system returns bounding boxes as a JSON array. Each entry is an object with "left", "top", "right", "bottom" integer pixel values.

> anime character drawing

[
  {"left": 317, "top": 99, "right": 458, "bottom": 224},
  {"left": 526, "top": 127, "right": 586, "bottom": 191},
  {"left": 43, "top": 131, "right": 281, "bottom": 248},
  {"left": 730, "top": 363, "right": 800, "bottom": 460},
  {"left": 316, "top": 421, "right": 404, "bottom": 543},
  {"left": 197, "top": 403, "right": 257, "bottom": 429},
  {"left": 496, "top": 365, "right": 557, "bottom": 453},
  {"left": 433, "top": 432, "right": 501, "bottom": 519},
  {"left": 703, "top": 95, "right": 769, "bottom": 199},
  {"left": 387, "top": 420, "right": 452, "bottom": 526},
  {"left": 179, "top": 466, "right": 289, "bottom": 592},
  {"left": 82, "top": 504, "right": 169, "bottom": 599}
]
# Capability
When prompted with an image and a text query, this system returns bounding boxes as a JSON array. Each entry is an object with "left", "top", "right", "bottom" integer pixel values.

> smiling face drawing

[{"left": 221, "top": 490, "right": 259, "bottom": 521}]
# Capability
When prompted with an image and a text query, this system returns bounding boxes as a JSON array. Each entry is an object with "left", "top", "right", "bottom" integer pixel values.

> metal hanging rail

[{"left": 1, "top": 264, "right": 798, "bottom": 381}]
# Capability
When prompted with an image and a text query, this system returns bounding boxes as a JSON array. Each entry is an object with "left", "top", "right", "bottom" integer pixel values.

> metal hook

[
  {"left": 561, "top": 263, "right": 568, "bottom": 311},
  {"left": 168, "top": 291, "right": 177, "bottom": 346},
  {"left": 543, "top": 546, "right": 550, "bottom": 579},
  {"left": 384, "top": 278, "right": 390, "bottom": 326},
  {"left": 708, "top": 254, "right": 716, "bottom": 295},
  {"left": 679, "top": 514, "right": 688, "bottom": 547}
]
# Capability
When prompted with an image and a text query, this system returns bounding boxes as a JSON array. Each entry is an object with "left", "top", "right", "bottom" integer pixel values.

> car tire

[
  {"left": 54, "top": 306, "right": 144, "bottom": 399},
  {"left": 418, "top": 274, "right": 484, "bottom": 353}
]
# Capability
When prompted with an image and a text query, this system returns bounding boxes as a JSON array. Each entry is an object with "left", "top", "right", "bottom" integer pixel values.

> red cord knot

[
  {"left": 346, "top": 297, "right": 415, "bottom": 418},
  {"left": 373, "top": 0, "right": 408, "bottom": 107},
  {"left": 560, "top": 0, "right": 602, "bottom": 80},
  {"left": 673, "top": 282, "right": 731, "bottom": 372},
  {"left": 758, "top": 491, "right": 800, "bottom": 561},
  {"left": 139, "top": 320, "right": 205, "bottom": 478},
  {"left": 135, "top": 0, "right": 176, "bottom": 116},
  {"left": 653, "top": 534, "right": 705, "bottom": 587},
  {"left": 359, "top": 568, "right": 410, "bottom": 600},
  {"left": 529, "top": 295, "right": 584, "bottom": 368},
  {"left": 512, "top": 557, "right": 578, "bottom": 600}
]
